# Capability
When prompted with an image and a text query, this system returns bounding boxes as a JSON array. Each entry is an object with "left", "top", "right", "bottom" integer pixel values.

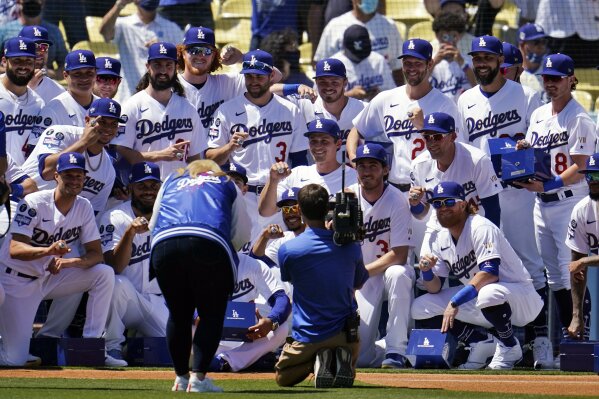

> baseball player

[
  {"left": 348, "top": 143, "right": 414, "bottom": 369},
  {"left": 0, "top": 152, "right": 115, "bottom": 366},
  {"left": 99, "top": 161, "right": 167, "bottom": 367},
  {"left": 412, "top": 181, "right": 543, "bottom": 370},
  {"left": 515, "top": 54, "right": 596, "bottom": 367},
  {"left": 112, "top": 42, "right": 204, "bottom": 181},
  {"left": 565, "top": 154, "right": 599, "bottom": 340},
  {"left": 258, "top": 118, "right": 358, "bottom": 219},
  {"left": 30, "top": 50, "right": 99, "bottom": 148},
  {"left": 93, "top": 57, "right": 122, "bottom": 99},
  {"left": 500, "top": 43, "right": 524, "bottom": 83},
  {"left": 210, "top": 253, "right": 291, "bottom": 372},
  {"left": 18, "top": 25, "right": 65, "bottom": 104},
  {"left": 456, "top": 35, "right": 550, "bottom": 366},
  {"left": 0, "top": 37, "right": 44, "bottom": 164}
]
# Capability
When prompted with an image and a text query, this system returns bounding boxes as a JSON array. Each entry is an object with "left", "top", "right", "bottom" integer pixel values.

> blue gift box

[
  {"left": 406, "top": 329, "right": 456, "bottom": 369},
  {"left": 488, "top": 137, "right": 518, "bottom": 178},
  {"left": 559, "top": 341, "right": 599, "bottom": 372},
  {"left": 126, "top": 337, "right": 172, "bottom": 367},
  {"left": 29, "top": 337, "right": 105, "bottom": 366},
  {"left": 222, "top": 301, "right": 255, "bottom": 342},
  {"left": 501, "top": 148, "right": 551, "bottom": 184}
]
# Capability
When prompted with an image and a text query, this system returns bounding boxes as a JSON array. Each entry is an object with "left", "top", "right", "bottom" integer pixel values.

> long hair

[
  {"left": 177, "top": 159, "right": 227, "bottom": 179},
  {"left": 176, "top": 44, "right": 223, "bottom": 74},
  {"left": 135, "top": 71, "right": 186, "bottom": 97}
]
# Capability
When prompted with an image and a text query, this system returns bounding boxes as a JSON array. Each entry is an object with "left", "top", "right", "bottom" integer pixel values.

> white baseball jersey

[
  {"left": 520, "top": 68, "right": 548, "bottom": 104},
  {"left": 22, "top": 125, "right": 115, "bottom": 214},
  {"left": 353, "top": 85, "right": 461, "bottom": 185},
  {"left": 526, "top": 99, "right": 596, "bottom": 196},
  {"left": 33, "top": 76, "right": 66, "bottom": 104},
  {"left": 30, "top": 91, "right": 99, "bottom": 147},
  {"left": 299, "top": 96, "right": 366, "bottom": 162},
  {"left": 1, "top": 190, "right": 99, "bottom": 277},
  {"left": 264, "top": 231, "right": 296, "bottom": 266},
  {"left": 567, "top": 196, "right": 599, "bottom": 255},
  {"left": 348, "top": 183, "right": 412, "bottom": 263},
  {"left": 0, "top": 80, "right": 44, "bottom": 164},
  {"left": 208, "top": 94, "right": 308, "bottom": 186},
  {"left": 430, "top": 214, "right": 531, "bottom": 284},
  {"left": 314, "top": 11, "right": 403, "bottom": 71},
  {"left": 179, "top": 72, "right": 246, "bottom": 133},
  {"left": 99, "top": 201, "right": 160, "bottom": 294},
  {"left": 114, "top": 90, "right": 205, "bottom": 180},
  {"left": 232, "top": 254, "right": 286, "bottom": 302},
  {"left": 331, "top": 51, "right": 395, "bottom": 93},
  {"left": 411, "top": 142, "right": 502, "bottom": 229},
  {"left": 5, "top": 152, "right": 27, "bottom": 184},
  {"left": 430, "top": 59, "right": 471, "bottom": 103},
  {"left": 458, "top": 79, "right": 541, "bottom": 153},
  {"left": 278, "top": 164, "right": 358, "bottom": 202}
]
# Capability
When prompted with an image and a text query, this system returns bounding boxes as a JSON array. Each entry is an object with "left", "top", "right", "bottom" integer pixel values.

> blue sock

[
  {"left": 451, "top": 319, "right": 488, "bottom": 344},
  {"left": 525, "top": 286, "right": 548, "bottom": 344},
  {"left": 553, "top": 288, "right": 573, "bottom": 338},
  {"left": 481, "top": 302, "right": 517, "bottom": 347}
]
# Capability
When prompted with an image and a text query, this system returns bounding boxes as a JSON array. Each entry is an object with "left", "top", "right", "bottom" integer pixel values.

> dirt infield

[{"left": 1, "top": 369, "right": 598, "bottom": 396}]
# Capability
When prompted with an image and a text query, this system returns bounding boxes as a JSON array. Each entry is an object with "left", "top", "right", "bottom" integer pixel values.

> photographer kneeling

[{"left": 275, "top": 184, "right": 368, "bottom": 388}]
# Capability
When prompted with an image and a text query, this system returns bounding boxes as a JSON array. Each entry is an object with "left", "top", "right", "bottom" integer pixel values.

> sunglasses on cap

[
  {"left": 280, "top": 204, "right": 299, "bottom": 215},
  {"left": 431, "top": 198, "right": 463, "bottom": 209},
  {"left": 96, "top": 75, "right": 120, "bottom": 85},
  {"left": 186, "top": 46, "right": 214, "bottom": 56},
  {"left": 542, "top": 75, "right": 568, "bottom": 83},
  {"left": 585, "top": 172, "right": 599, "bottom": 182},
  {"left": 242, "top": 59, "right": 273, "bottom": 72},
  {"left": 36, "top": 43, "right": 49, "bottom": 53},
  {"left": 423, "top": 133, "right": 448, "bottom": 142}
]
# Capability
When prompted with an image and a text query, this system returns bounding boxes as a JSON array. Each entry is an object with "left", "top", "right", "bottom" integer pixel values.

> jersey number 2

[{"left": 412, "top": 138, "right": 425, "bottom": 160}]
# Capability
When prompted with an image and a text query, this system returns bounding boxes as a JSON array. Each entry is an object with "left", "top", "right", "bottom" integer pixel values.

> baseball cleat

[
  {"left": 186, "top": 375, "right": 224, "bottom": 393},
  {"left": 532, "top": 336, "right": 555, "bottom": 370},
  {"left": 314, "top": 348, "right": 335, "bottom": 388},
  {"left": 487, "top": 338, "right": 522, "bottom": 370},
  {"left": 381, "top": 353, "right": 409, "bottom": 369},
  {"left": 457, "top": 336, "right": 496, "bottom": 369},
  {"left": 171, "top": 375, "right": 189, "bottom": 391},
  {"left": 333, "top": 346, "right": 355, "bottom": 387},
  {"left": 105, "top": 349, "right": 128, "bottom": 367}
]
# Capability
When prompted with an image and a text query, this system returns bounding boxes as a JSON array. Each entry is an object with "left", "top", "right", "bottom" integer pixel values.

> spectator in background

[
  {"left": 260, "top": 28, "right": 312, "bottom": 87},
  {"left": 517, "top": 23, "right": 548, "bottom": 102},
  {"left": 0, "top": 0, "right": 67, "bottom": 79},
  {"left": 535, "top": 0, "right": 599, "bottom": 68},
  {"left": 93, "top": 56, "right": 122, "bottom": 99},
  {"left": 19, "top": 25, "right": 65, "bottom": 103},
  {"left": 99, "top": 0, "right": 183, "bottom": 104},
  {"left": 430, "top": 11, "right": 475, "bottom": 102},
  {"left": 315, "top": 0, "right": 404, "bottom": 86},
  {"left": 0, "top": 0, "right": 19, "bottom": 25},
  {"left": 42, "top": 0, "right": 89, "bottom": 47},
  {"left": 158, "top": 0, "right": 214, "bottom": 30},
  {"left": 500, "top": 42, "right": 523, "bottom": 83},
  {"left": 424, "top": 0, "right": 504, "bottom": 37},
  {"left": 332, "top": 24, "right": 394, "bottom": 102},
  {"left": 512, "top": 0, "right": 539, "bottom": 25}
]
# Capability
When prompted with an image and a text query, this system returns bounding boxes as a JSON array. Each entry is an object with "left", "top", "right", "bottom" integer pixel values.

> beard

[
  {"left": 6, "top": 67, "right": 34, "bottom": 86},
  {"left": 149, "top": 73, "right": 176, "bottom": 91},
  {"left": 132, "top": 195, "right": 155, "bottom": 215},
  {"left": 474, "top": 64, "right": 500, "bottom": 86},
  {"left": 589, "top": 188, "right": 599, "bottom": 201}
]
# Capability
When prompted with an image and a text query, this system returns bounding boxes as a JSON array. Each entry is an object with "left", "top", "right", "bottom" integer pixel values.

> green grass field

[{"left": 0, "top": 377, "right": 593, "bottom": 399}]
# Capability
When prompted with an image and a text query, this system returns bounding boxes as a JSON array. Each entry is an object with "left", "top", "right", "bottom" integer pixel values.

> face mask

[
  {"left": 358, "top": 0, "right": 378, "bottom": 15},
  {"left": 283, "top": 50, "right": 300, "bottom": 70},
  {"left": 21, "top": 0, "right": 42, "bottom": 18},
  {"left": 526, "top": 51, "right": 544, "bottom": 65}
]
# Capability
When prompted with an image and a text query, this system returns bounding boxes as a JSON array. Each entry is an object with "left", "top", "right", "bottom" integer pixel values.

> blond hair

[{"left": 176, "top": 159, "right": 228, "bottom": 179}]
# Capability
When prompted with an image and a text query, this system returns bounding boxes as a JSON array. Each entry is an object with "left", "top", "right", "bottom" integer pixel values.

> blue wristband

[
  {"left": 421, "top": 269, "right": 434, "bottom": 281},
  {"left": 543, "top": 175, "right": 564, "bottom": 192},
  {"left": 9, "top": 183, "right": 23, "bottom": 199},
  {"left": 410, "top": 202, "right": 425, "bottom": 215},
  {"left": 282, "top": 84, "right": 301, "bottom": 96},
  {"left": 450, "top": 284, "right": 478, "bottom": 307}
]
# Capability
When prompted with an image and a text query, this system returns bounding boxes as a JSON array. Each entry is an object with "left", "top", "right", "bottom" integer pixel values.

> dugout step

[
  {"left": 125, "top": 337, "right": 172, "bottom": 367},
  {"left": 30, "top": 337, "right": 105, "bottom": 366}
]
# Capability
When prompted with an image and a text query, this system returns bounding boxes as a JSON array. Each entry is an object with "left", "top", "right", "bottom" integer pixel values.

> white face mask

[{"left": 358, "top": 0, "right": 378, "bottom": 14}]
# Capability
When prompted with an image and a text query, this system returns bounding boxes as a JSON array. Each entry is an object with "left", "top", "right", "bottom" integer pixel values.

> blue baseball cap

[
  {"left": 57, "top": 152, "right": 87, "bottom": 173},
  {"left": 399, "top": 38, "right": 433, "bottom": 60},
  {"left": 139, "top": 0, "right": 159, "bottom": 10},
  {"left": 148, "top": 42, "right": 177, "bottom": 62},
  {"left": 469, "top": 35, "right": 503, "bottom": 56},
  {"left": 352, "top": 143, "right": 387, "bottom": 165},
  {"left": 578, "top": 153, "right": 599, "bottom": 174},
  {"left": 183, "top": 26, "right": 215, "bottom": 47},
  {"left": 420, "top": 112, "right": 456, "bottom": 134},
  {"left": 314, "top": 58, "right": 346, "bottom": 78},
  {"left": 518, "top": 23, "right": 546, "bottom": 42},
  {"left": 4, "top": 37, "right": 36, "bottom": 58},
  {"left": 96, "top": 56, "right": 121, "bottom": 77},
  {"left": 129, "top": 162, "right": 161, "bottom": 183},
  {"left": 241, "top": 49, "right": 274, "bottom": 75},
  {"left": 65, "top": 50, "right": 96, "bottom": 71},
  {"left": 428, "top": 181, "right": 465, "bottom": 201},
  {"left": 538, "top": 53, "right": 574, "bottom": 76},
  {"left": 304, "top": 118, "right": 340, "bottom": 139},
  {"left": 440, "top": 0, "right": 465, "bottom": 7},
  {"left": 501, "top": 42, "right": 522, "bottom": 68},
  {"left": 88, "top": 98, "right": 126, "bottom": 122},
  {"left": 222, "top": 162, "right": 248, "bottom": 184},
  {"left": 276, "top": 187, "right": 300, "bottom": 207},
  {"left": 19, "top": 25, "right": 52, "bottom": 45}
]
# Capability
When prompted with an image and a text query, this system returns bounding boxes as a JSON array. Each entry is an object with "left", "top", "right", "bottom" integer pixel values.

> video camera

[{"left": 332, "top": 151, "right": 364, "bottom": 246}]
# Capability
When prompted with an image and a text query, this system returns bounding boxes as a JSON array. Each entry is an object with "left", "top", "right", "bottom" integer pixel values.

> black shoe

[
  {"left": 314, "top": 348, "right": 335, "bottom": 388},
  {"left": 333, "top": 346, "right": 354, "bottom": 388}
]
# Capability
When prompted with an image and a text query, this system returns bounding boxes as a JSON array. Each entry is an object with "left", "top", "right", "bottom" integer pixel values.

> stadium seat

[
  {"left": 575, "top": 68, "right": 599, "bottom": 99},
  {"left": 215, "top": 18, "right": 251, "bottom": 51},
  {"left": 494, "top": 0, "right": 519, "bottom": 28},
  {"left": 221, "top": 0, "right": 252, "bottom": 19},
  {"left": 572, "top": 90, "right": 594, "bottom": 113},
  {"left": 395, "top": 21, "right": 407, "bottom": 40},
  {"left": 407, "top": 21, "right": 435, "bottom": 42},
  {"left": 299, "top": 42, "right": 312, "bottom": 65},
  {"left": 72, "top": 40, "right": 119, "bottom": 58},
  {"left": 386, "top": 0, "right": 432, "bottom": 25},
  {"left": 86, "top": 16, "right": 105, "bottom": 43}
]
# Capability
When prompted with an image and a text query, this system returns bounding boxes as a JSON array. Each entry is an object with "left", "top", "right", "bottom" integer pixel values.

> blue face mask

[
  {"left": 526, "top": 51, "right": 544, "bottom": 65},
  {"left": 358, "top": 0, "right": 378, "bottom": 15}
]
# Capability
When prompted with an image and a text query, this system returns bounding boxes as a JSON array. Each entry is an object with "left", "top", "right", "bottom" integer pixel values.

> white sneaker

[
  {"left": 171, "top": 375, "right": 189, "bottom": 392},
  {"left": 458, "top": 336, "right": 496, "bottom": 369},
  {"left": 25, "top": 354, "right": 42, "bottom": 367},
  {"left": 186, "top": 375, "right": 224, "bottom": 393},
  {"left": 532, "top": 336, "right": 555, "bottom": 370},
  {"left": 105, "top": 349, "right": 128, "bottom": 367},
  {"left": 487, "top": 338, "right": 522, "bottom": 370}
]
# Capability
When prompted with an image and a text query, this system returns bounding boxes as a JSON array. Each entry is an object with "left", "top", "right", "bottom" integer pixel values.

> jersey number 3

[{"left": 275, "top": 142, "right": 287, "bottom": 163}]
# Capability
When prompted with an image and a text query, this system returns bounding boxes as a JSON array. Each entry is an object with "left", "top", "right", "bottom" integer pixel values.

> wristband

[
  {"left": 10, "top": 183, "right": 23, "bottom": 199},
  {"left": 449, "top": 284, "right": 478, "bottom": 307},
  {"left": 543, "top": 175, "right": 564, "bottom": 192},
  {"left": 421, "top": 269, "right": 434, "bottom": 281},
  {"left": 410, "top": 202, "right": 425, "bottom": 215},
  {"left": 282, "top": 84, "right": 300, "bottom": 96}
]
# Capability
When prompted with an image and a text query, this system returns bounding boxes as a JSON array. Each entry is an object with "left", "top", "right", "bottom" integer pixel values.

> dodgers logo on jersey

[
  {"left": 135, "top": 116, "right": 194, "bottom": 145},
  {"left": 130, "top": 235, "right": 151, "bottom": 265},
  {"left": 347, "top": 74, "right": 384, "bottom": 91},
  {"left": 384, "top": 114, "right": 416, "bottom": 139},
  {"left": 528, "top": 130, "right": 569, "bottom": 150},
  {"left": 363, "top": 216, "right": 391, "bottom": 242},
  {"left": 466, "top": 110, "right": 522, "bottom": 141},
  {"left": 229, "top": 118, "right": 292, "bottom": 145},
  {"left": 371, "top": 36, "right": 389, "bottom": 52},
  {"left": 4, "top": 109, "right": 43, "bottom": 136},
  {"left": 446, "top": 249, "right": 477, "bottom": 279},
  {"left": 232, "top": 278, "right": 256, "bottom": 300},
  {"left": 32, "top": 226, "right": 82, "bottom": 246},
  {"left": 587, "top": 233, "right": 599, "bottom": 255},
  {"left": 198, "top": 100, "right": 224, "bottom": 128},
  {"left": 82, "top": 176, "right": 106, "bottom": 196}
]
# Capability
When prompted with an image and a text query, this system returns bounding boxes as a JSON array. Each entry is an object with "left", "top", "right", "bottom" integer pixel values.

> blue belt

[
  {"left": 248, "top": 185, "right": 265, "bottom": 195},
  {"left": 5, "top": 267, "right": 37, "bottom": 280}
]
